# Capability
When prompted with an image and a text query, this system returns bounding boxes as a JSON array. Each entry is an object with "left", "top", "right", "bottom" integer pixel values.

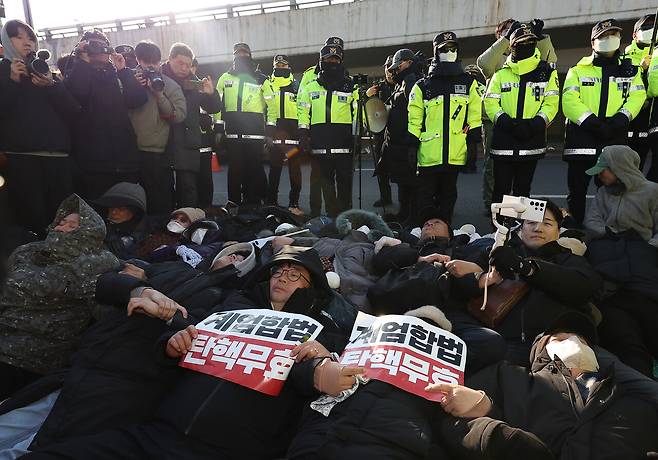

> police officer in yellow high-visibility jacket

[
  {"left": 298, "top": 37, "right": 344, "bottom": 215},
  {"left": 261, "top": 54, "right": 303, "bottom": 212},
  {"left": 298, "top": 45, "right": 357, "bottom": 217},
  {"left": 562, "top": 19, "right": 646, "bottom": 224},
  {"left": 625, "top": 14, "right": 655, "bottom": 171},
  {"left": 408, "top": 32, "right": 482, "bottom": 223},
  {"left": 646, "top": 36, "right": 658, "bottom": 182},
  {"left": 485, "top": 26, "right": 560, "bottom": 204},
  {"left": 215, "top": 43, "right": 268, "bottom": 206}
]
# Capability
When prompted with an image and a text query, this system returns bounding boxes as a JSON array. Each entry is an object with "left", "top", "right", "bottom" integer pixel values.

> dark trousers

[
  {"left": 599, "top": 290, "right": 658, "bottom": 377},
  {"left": 446, "top": 310, "right": 507, "bottom": 377},
  {"left": 417, "top": 170, "right": 459, "bottom": 223},
  {"left": 309, "top": 158, "right": 322, "bottom": 216},
  {"left": 4, "top": 154, "right": 73, "bottom": 236},
  {"left": 373, "top": 133, "right": 392, "bottom": 203},
  {"left": 80, "top": 171, "right": 139, "bottom": 202},
  {"left": 309, "top": 154, "right": 352, "bottom": 217},
  {"left": 648, "top": 136, "right": 658, "bottom": 183},
  {"left": 23, "top": 421, "right": 227, "bottom": 460},
  {"left": 566, "top": 159, "right": 597, "bottom": 226},
  {"left": 628, "top": 136, "right": 651, "bottom": 172},
  {"left": 267, "top": 145, "right": 303, "bottom": 206},
  {"left": 397, "top": 184, "right": 418, "bottom": 224},
  {"left": 226, "top": 140, "right": 267, "bottom": 206},
  {"left": 139, "top": 151, "right": 173, "bottom": 215},
  {"left": 197, "top": 150, "right": 213, "bottom": 209},
  {"left": 174, "top": 170, "right": 198, "bottom": 208},
  {"left": 492, "top": 159, "right": 539, "bottom": 204}
]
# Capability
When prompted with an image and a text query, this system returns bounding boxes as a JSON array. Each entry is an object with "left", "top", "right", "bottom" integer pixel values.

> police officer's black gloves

[
  {"left": 504, "top": 21, "right": 522, "bottom": 40},
  {"left": 298, "top": 129, "right": 311, "bottom": 154},
  {"left": 607, "top": 112, "right": 630, "bottom": 136},
  {"left": 489, "top": 245, "right": 533, "bottom": 279},
  {"left": 517, "top": 116, "right": 546, "bottom": 140},
  {"left": 580, "top": 114, "right": 608, "bottom": 139},
  {"left": 529, "top": 19, "right": 545, "bottom": 39},
  {"left": 496, "top": 113, "right": 517, "bottom": 132}
]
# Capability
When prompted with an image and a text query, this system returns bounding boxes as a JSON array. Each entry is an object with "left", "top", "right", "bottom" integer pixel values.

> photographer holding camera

[
  {"left": 129, "top": 41, "right": 187, "bottom": 215},
  {"left": 162, "top": 43, "right": 221, "bottom": 208},
  {"left": 0, "top": 19, "right": 80, "bottom": 236},
  {"left": 65, "top": 28, "right": 148, "bottom": 200}
]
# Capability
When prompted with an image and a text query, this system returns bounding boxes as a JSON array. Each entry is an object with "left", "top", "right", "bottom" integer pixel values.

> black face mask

[
  {"left": 511, "top": 42, "right": 536, "bottom": 62},
  {"left": 273, "top": 68, "right": 291, "bottom": 78},
  {"left": 233, "top": 56, "right": 254, "bottom": 73},
  {"left": 318, "top": 61, "right": 344, "bottom": 83}
]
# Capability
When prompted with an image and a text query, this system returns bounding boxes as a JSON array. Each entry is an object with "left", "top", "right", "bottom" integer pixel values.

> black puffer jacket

[
  {"left": 458, "top": 238, "right": 602, "bottom": 343},
  {"left": 447, "top": 336, "right": 658, "bottom": 460},
  {"left": 65, "top": 60, "right": 147, "bottom": 173},
  {"left": 0, "top": 59, "right": 80, "bottom": 153}
]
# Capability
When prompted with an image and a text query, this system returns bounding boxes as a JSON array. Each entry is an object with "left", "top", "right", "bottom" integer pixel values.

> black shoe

[{"left": 373, "top": 198, "right": 393, "bottom": 207}]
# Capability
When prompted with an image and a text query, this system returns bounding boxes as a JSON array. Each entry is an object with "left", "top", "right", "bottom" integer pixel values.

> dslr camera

[
  {"left": 141, "top": 67, "right": 165, "bottom": 92},
  {"left": 25, "top": 49, "right": 52, "bottom": 76}
]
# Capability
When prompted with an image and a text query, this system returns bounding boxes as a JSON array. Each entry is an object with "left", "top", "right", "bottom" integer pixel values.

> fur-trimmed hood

[
  {"left": 405, "top": 305, "right": 452, "bottom": 331},
  {"left": 335, "top": 209, "right": 394, "bottom": 242}
]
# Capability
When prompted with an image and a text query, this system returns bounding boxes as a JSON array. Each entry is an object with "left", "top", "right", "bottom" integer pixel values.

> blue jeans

[
  {"left": 0, "top": 390, "right": 60, "bottom": 459},
  {"left": 447, "top": 310, "right": 507, "bottom": 376}
]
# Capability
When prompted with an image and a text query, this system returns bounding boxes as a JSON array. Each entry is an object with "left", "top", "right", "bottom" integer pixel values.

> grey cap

[{"left": 388, "top": 49, "right": 416, "bottom": 71}]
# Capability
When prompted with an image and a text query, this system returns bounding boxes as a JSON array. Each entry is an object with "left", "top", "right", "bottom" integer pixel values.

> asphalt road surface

[{"left": 212, "top": 155, "right": 598, "bottom": 232}]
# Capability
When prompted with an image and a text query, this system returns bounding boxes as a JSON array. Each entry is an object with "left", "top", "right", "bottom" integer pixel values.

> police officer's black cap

[
  {"left": 433, "top": 31, "right": 458, "bottom": 49},
  {"left": 634, "top": 14, "right": 655, "bottom": 32},
  {"left": 273, "top": 54, "right": 290, "bottom": 66},
  {"left": 320, "top": 45, "right": 343, "bottom": 62},
  {"left": 509, "top": 24, "right": 537, "bottom": 47},
  {"left": 544, "top": 311, "right": 599, "bottom": 346},
  {"left": 233, "top": 42, "right": 252, "bottom": 55},
  {"left": 591, "top": 18, "right": 622, "bottom": 41},
  {"left": 324, "top": 36, "right": 344, "bottom": 49},
  {"left": 388, "top": 49, "right": 416, "bottom": 71}
]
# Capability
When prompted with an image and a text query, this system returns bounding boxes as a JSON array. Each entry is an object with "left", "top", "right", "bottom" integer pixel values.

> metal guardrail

[{"left": 38, "top": 0, "right": 357, "bottom": 39}]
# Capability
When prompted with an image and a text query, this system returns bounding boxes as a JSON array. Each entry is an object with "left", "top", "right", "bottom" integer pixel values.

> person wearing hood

[
  {"left": 432, "top": 312, "right": 658, "bottom": 460},
  {"left": 65, "top": 28, "right": 148, "bottom": 199},
  {"left": 0, "top": 19, "right": 80, "bottom": 236},
  {"left": 485, "top": 25, "right": 559, "bottom": 205},
  {"left": 298, "top": 36, "right": 344, "bottom": 95},
  {"left": 562, "top": 19, "right": 647, "bottom": 225},
  {"left": 0, "top": 194, "right": 119, "bottom": 399},
  {"left": 162, "top": 42, "right": 221, "bottom": 208},
  {"left": 408, "top": 32, "right": 482, "bottom": 223},
  {"left": 215, "top": 42, "right": 268, "bottom": 207},
  {"left": 298, "top": 44, "right": 357, "bottom": 217},
  {"left": 262, "top": 54, "right": 303, "bottom": 213},
  {"left": 583, "top": 145, "right": 658, "bottom": 376},
  {"left": 461, "top": 200, "right": 603, "bottom": 366},
  {"left": 92, "top": 182, "right": 153, "bottom": 260},
  {"left": 383, "top": 49, "right": 424, "bottom": 226},
  {"left": 24, "top": 246, "right": 357, "bottom": 460},
  {"left": 477, "top": 18, "right": 557, "bottom": 216}
]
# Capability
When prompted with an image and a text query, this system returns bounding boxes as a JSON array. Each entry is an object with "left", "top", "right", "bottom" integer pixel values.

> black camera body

[
  {"left": 25, "top": 49, "right": 51, "bottom": 76},
  {"left": 353, "top": 73, "right": 368, "bottom": 86},
  {"left": 142, "top": 68, "right": 165, "bottom": 92}
]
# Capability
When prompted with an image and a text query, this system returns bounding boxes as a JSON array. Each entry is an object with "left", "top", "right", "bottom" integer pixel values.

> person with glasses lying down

[{"left": 23, "top": 245, "right": 358, "bottom": 460}]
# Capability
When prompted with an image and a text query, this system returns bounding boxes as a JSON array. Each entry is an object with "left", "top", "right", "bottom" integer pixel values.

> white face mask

[
  {"left": 438, "top": 50, "right": 458, "bottom": 62},
  {"left": 637, "top": 28, "right": 654, "bottom": 45},
  {"left": 167, "top": 220, "right": 186, "bottom": 234},
  {"left": 593, "top": 36, "right": 621, "bottom": 53},
  {"left": 191, "top": 228, "right": 208, "bottom": 245},
  {"left": 545, "top": 335, "right": 599, "bottom": 372}
]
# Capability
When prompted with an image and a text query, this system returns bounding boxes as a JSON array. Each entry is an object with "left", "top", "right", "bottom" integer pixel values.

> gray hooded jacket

[
  {"left": 584, "top": 145, "right": 658, "bottom": 247},
  {"left": 0, "top": 195, "right": 120, "bottom": 374}
]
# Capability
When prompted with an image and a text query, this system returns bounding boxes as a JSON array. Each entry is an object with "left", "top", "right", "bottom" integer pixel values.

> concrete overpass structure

[{"left": 38, "top": 0, "right": 657, "bottom": 78}]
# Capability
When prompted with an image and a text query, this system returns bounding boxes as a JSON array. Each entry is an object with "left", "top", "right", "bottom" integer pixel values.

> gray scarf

[{"left": 1, "top": 20, "right": 39, "bottom": 61}]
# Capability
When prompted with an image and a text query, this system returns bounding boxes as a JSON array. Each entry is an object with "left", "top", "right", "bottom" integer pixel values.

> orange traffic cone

[{"left": 211, "top": 152, "right": 221, "bottom": 172}]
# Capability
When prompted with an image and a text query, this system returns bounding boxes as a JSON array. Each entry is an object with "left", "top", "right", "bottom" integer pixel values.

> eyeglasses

[{"left": 271, "top": 266, "right": 310, "bottom": 284}]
